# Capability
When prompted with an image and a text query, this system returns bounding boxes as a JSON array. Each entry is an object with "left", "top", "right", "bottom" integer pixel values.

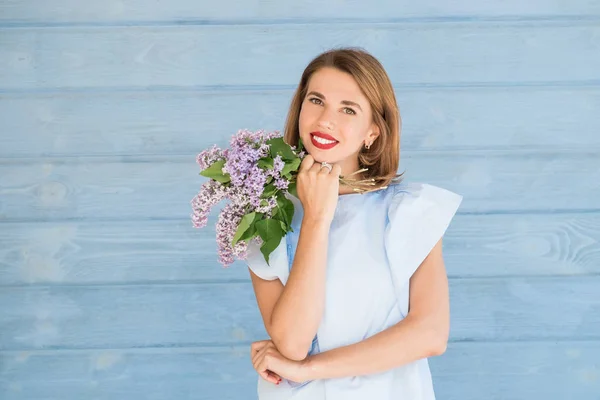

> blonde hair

[{"left": 284, "top": 47, "right": 404, "bottom": 191}]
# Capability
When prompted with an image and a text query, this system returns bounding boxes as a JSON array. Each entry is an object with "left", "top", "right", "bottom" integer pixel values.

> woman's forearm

[
  {"left": 270, "top": 217, "right": 330, "bottom": 360},
  {"left": 302, "top": 314, "right": 447, "bottom": 380}
]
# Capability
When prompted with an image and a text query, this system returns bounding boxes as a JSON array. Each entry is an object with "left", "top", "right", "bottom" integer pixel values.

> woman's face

[{"left": 298, "top": 67, "right": 379, "bottom": 174}]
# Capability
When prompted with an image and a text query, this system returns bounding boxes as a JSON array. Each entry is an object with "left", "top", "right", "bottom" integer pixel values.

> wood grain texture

[
  {"left": 2, "top": 85, "right": 599, "bottom": 158},
  {"left": 1, "top": 278, "right": 598, "bottom": 350},
  {"left": 1, "top": 342, "right": 599, "bottom": 400},
  {"left": 2, "top": 1, "right": 600, "bottom": 399},
  {"left": 1, "top": 152, "right": 598, "bottom": 221},
  {"left": 1, "top": 213, "right": 599, "bottom": 285},
  {"left": 1, "top": 22, "right": 599, "bottom": 89},
  {"left": 1, "top": 0, "right": 599, "bottom": 23}
]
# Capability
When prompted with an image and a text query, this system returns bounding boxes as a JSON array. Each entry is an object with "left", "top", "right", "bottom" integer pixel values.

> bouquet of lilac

[{"left": 190, "top": 129, "right": 306, "bottom": 267}]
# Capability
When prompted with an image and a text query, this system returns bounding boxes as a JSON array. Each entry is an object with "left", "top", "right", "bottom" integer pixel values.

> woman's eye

[{"left": 308, "top": 98, "right": 354, "bottom": 115}]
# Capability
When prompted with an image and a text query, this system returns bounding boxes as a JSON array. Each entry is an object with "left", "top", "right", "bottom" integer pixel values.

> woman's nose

[
  {"left": 317, "top": 109, "right": 337, "bottom": 131},
  {"left": 318, "top": 120, "right": 334, "bottom": 131}
]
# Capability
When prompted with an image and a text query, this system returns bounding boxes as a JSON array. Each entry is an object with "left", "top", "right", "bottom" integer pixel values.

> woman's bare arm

[
  {"left": 249, "top": 155, "right": 340, "bottom": 361},
  {"left": 250, "top": 216, "right": 330, "bottom": 361}
]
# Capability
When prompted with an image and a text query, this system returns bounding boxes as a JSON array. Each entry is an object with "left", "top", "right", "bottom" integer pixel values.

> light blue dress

[{"left": 246, "top": 181, "right": 463, "bottom": 400}]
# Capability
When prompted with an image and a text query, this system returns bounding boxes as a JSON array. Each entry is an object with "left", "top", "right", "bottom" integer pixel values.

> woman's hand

[
  {"left": 251, "top": 340, "right": 310, "bottom": 385},
  {"left": 296, "top": 155, "right": 341, "bottom": 224}
]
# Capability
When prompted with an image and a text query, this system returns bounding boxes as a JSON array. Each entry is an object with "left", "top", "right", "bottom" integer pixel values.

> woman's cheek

[{"left": 298, "top": 110, "right": 309, "bottom": 131}]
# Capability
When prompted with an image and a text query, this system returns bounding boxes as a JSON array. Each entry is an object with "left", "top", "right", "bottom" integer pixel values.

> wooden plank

[
  {"left": 431, "top": 341, "right": 600, "bottom": 400},
  {"left": 0, "top": 283, "right": 266, "bottom": 350},
  {"left": 0, "top": 220, "right": 230, "bottom": 285},
  {"left": 1, "top": 23, "right": 599, "bottom": 89},
  {"left": 445, "top": 213, "right": 600, "bottom": 277},
  {"left": 2, "top": 86, "right": 599, "bottom": 157},
  {"left": 1, "top": 0, "right": 598, "bottom": 23},
  {"left": 0, "top": 346, "right": 255, "bottom": 400},
  {"left": 1, "top": 152, "right": 598, "bottom": 221},
  {"left": 0, "top": 278, "right": 598, "bottom": 350},
  {"left": 1, "top": 213, "right": 599, "bottom": 285},
  {"left": 1, "top": 341, "right": 599, "bottom": 399}
]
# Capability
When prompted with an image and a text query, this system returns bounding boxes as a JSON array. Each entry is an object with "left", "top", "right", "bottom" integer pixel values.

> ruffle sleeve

[
  {"left": 246, "top": 237, "right": 289, "bottom": 283},
  {"left": 384, "top": 183, "right": 463, "bottom": 293}
]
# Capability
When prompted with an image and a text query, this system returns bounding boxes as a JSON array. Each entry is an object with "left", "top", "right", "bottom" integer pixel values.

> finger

[
  {"left": 266, "top": 370, "right": 282, "bottom": 385},
  {"left": 317, "top": 163, "right": 333, "bottom": 175},
  {"left": 309, "top": 160, "right": 325, "bottom": 175},
  {"left": 253, "top": 350, "right": 280, "bottom": 385},
  {"left": 267, "top": 370, "right": 282, "bottom": 382},
  {"left": 259, "top": 369, "right": 279, "bottom": 384},
  {"left": 252, "top": 342, "right": 274, "bottom": 368},
  {"left": 256, "top": 366, "right": 275, "bottom": 384},
  {"left": 251, "top": 340, "right": 270, "bottom": 354},
  {"left": 250, "top": 340, "right": 270, "bottom": 358},
  {"left": 331, "top": 164, "right": 342, "bottom": 177},
  {"left": 299, "top": 155, "right": 315, "bottom": 172},
  {"left": 252, "top": 341, "right": 275, "bottom": 360},
  {"left": 257, "top": 357, "right": 280, "bottom": 385}
]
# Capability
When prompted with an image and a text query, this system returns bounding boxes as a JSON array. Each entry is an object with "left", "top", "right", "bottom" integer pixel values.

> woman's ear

[{"left": 368, "top": 124, "right": 381, "bottom": 142}]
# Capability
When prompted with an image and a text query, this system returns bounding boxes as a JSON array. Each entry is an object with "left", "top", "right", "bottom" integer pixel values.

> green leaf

[
  {"left": 255, "top": 219, "right": 285, "bottom": 265},
  {"left": 288, "top": 181, "right": 298, "bottom": 198},
  {"left": 258, "top": 158, "right": 274, "bottom": 170},
  {"left": 260, "top": 236, "right": 283, "bottom": 266},
  {"left": 261, "top": 182, "right": 278, "bottom": 199},
  {"left": 240, "top": 226, "right": 258, "bottom": 242},
  {"left": 276, "top": 194, "right": 295, "bottom": 228},
  {"left": 279, "top": 220, "right": 287, "bottom": 232},
  {"left": 271, "top": 203, "right": 287, "bottom": 229},
  {"left": 256, "top": 219, "right": 283, "bottom": 242},
  {"left": 241, "top": 213, "right": 264, "bottom": 241},
  {"left": 232, "top": 212, "right": 256, "bottom": 247},
  {"left": 281, "top": 157, "right": 301, "bottom": 177},
  {"left": 297, "top": 137, "right": 305, "bottom": 152},
  {"left": 199, "top": 159, "right": 230, "bottom": 183},
  {"left": 267, "top": 137, "right": 297, "bottom": 161}
]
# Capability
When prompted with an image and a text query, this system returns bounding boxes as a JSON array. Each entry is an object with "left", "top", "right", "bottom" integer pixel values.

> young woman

[{"left": 246, "top": 48, "right": 463, "bottom": 399}]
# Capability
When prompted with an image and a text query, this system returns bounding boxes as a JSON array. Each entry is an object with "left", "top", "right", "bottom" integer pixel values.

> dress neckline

[{"left": 334, "top": 185, "right": 393, "bottom": 216}]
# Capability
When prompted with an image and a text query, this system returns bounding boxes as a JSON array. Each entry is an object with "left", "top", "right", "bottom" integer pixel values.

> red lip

[
  {"left": 311, "top": 132, "right": 338, "bottom": 141},
  {"left": 310, "top": 131, "right": 339, "bottom": 150}
]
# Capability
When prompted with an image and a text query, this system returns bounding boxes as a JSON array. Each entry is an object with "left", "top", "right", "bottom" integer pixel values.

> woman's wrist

[
  {"left": 299, "top": 354, "right": 320, "bottom": 382},
  {"left": 301, "top": 215, "right": 332, "bottom": 230}
]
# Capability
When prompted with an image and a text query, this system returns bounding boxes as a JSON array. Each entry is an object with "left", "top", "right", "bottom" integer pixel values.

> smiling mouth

[{"left": 310, "top": 133, "right": 339, "bottom": 150}]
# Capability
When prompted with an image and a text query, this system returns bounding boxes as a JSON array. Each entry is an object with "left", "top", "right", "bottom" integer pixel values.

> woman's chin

[
  {"left": 307, "top": 152, "right": 330, "bottom": 164},
  {"left": 305, "top": 148, "right": 336, "bottom": 163}
]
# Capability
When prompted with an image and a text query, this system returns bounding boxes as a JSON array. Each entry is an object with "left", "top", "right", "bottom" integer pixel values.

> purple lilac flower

[
  {"left": 215, "top": 203, "right": 248, "bottom": 266},
  {"left": 196, "top": 145, "right": 225, "bottom": 171},
  {"left": 243, "top": 165, "right": 268, "bottom": 208},
  {"left": 273, "top": 155, "right": 285, "bottom": 174},
  {"left": 190, "top": 179, "right": 228, "bottom": 228},
  {"left": 275, "top": 177, "right": 289, "bottom": 190},
  {"left": 255, "top": 196, "right": 278, "bottom": 217},
  {"left": 191, "top": 129, "right": 298, "bottom": 267}
]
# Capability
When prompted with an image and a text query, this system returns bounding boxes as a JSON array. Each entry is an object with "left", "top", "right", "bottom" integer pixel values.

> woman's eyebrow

[
  {"left": 306, "top": 91, "right": 363, "bottom": 111},
  {"left": 340, "top": 100, "right": 362, "bottom": 111}
]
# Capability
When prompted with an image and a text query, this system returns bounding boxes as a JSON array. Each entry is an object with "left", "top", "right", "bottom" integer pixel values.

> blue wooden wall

[{"left": 1, "top": 2, "right": 599, "bottom": 399}]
